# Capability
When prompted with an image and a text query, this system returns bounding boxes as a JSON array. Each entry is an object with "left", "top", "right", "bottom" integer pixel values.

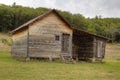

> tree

[{"left": 0, "top": 4, "right": 120, "bottom": 43}]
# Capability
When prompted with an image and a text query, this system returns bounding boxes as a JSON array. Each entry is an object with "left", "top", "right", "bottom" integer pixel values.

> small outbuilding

[{"left": 11, "top": 9, "right": 107, "bottom": 62}]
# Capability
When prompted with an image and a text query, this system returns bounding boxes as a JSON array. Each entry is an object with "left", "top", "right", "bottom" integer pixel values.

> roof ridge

[
  {"left": 11, "top": 9, "right": 55, "bottom": 33},
  {"left": 11, "top": 9, "right": 108, "bottom": 40}
]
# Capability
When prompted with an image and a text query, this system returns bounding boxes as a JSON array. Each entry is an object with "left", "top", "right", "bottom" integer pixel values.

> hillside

[
  {"left": 106, "top": 43, "right": 120, "bottom": 60},
  {"left": 0, "top": 33, "right": 11, "bottom": 51},
  {"left": 0, "top": 4, "right": 120, "bottom": 42}
]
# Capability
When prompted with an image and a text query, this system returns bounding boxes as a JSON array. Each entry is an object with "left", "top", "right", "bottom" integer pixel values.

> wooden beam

[
  {"left": 69, "top": 33, "right": 72, "bottom": 57},
  {"left": 92, "top": 37, "right": 97, "bottom": 62},
  {"left": 27, "top": 29, "right": 29, "bottom": 58}
]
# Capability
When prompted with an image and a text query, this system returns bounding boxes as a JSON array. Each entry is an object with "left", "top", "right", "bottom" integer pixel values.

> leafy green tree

[{"left": 0, "top": 3, "right": 120, "bottom": 42}]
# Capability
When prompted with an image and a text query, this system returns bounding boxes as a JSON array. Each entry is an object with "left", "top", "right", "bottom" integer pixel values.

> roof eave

[
  {"left": 73, "top": 28, "right": 109, "bottom": 40},
  {"left": 11, "top": 9, "right": 55, "bottom": 33}
]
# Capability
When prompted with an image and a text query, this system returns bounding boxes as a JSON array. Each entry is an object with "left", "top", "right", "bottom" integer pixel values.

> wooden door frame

[
  {"left": 61, "top": 33, "right": 72, "bottom": 56},
  {"left": 96, "top": 40, "right": 105, "bottom": 58},
  {"left": 61, "top": 33, "right": 70, "bottom": 53}
]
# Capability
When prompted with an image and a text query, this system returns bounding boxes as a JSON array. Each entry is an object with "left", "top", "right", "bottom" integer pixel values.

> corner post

[
  {"left": 26, "top": 27, "right": 30, "bottom": 61},
  {"left": 69, "top": 33, "right": 73, "bottom": 58},
  {"left": 92, "top": 37, "right": 96, "bottom": 62}
]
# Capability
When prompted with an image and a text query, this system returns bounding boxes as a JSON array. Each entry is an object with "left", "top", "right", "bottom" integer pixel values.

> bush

[{"left": 6, "top": 39, "right": 12, "bottom": 46}]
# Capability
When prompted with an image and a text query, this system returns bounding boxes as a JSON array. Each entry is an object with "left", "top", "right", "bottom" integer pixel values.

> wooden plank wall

[
  {"left": 28, "top": 12, "right": 72, "bottom": 58},
  {"left": 72, "top": 34, "right": 94, "bottom": 60},
  {"left": 12, "top": 28, "right": 28, "bottom": 57}
]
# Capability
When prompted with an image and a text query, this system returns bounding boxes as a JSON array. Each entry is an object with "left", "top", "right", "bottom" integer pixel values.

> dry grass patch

[{"left": 106, "top": 43, "right": 120, "bottom": 60}]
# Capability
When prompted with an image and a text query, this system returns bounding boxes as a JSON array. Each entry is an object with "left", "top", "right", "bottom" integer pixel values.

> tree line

[{"left": 0, "top": 4, "right": 120, "bottom": 42}]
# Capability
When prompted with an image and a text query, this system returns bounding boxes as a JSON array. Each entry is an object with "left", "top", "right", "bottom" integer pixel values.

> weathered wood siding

[
  {"left": 28, "top": 12, "right": 72, "bottom": 58},
  {"left": 12, "top": 28, "right": 28, "bottom": 57},
  {"left": 73, "top": 33, "right": 94, "bottom": 60}
]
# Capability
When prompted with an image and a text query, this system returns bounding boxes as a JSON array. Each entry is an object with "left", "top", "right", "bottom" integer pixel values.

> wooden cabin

[{"left": 11, "top": 9, "right": 107, "bottom": 62}]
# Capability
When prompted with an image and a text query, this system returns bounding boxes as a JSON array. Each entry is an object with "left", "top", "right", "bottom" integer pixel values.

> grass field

[
  {"left": 0, "top": 34, "right": 120, "bottom": 80},
  {"left": 0, "top": 47, "right": 120, "bottom": 80}
]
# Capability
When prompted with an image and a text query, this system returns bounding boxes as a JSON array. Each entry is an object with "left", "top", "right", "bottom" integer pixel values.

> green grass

[{"left": 0, "top": 51, "right": 120, "bottom": 80}]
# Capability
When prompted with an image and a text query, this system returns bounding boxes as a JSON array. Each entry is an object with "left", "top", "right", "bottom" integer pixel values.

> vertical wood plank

[
  {"left": 92, "top": 37, "right": 97, "bottom": 62},
  {"left": 27, "top": 29, "right": 29, "bottom": 58},
  {"left": 70, "top": 33, "right": 73, "bottom": 57}
]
